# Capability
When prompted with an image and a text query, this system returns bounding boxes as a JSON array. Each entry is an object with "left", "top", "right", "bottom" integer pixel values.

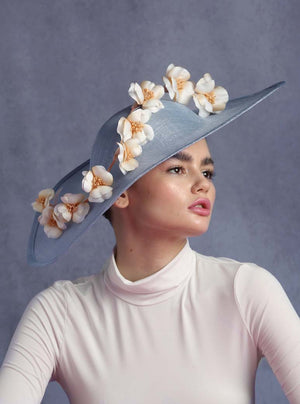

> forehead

[
  {"left": 180, "top": 138, "right": 210, "bottom": 154},
  {"left": 168, "top": 138, "right": 211, "bottom": 162}
]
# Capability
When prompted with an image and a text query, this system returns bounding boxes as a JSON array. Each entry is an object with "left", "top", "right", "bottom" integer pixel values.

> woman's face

[{"left": 123, "top": 138, "right": 216, "bottom": 238}]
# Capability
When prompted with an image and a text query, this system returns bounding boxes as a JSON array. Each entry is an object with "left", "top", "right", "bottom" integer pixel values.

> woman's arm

[
  {"left": 0, "top": 282, "right": 67, "bottom": 404},
  {"left": 235, "top": 264, "right": 300, "bottom": 403}
]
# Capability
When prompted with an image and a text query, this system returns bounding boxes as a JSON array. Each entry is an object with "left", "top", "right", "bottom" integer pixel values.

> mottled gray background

[{"left": 0, "top": 0, "right": 299, "bottom": 403}]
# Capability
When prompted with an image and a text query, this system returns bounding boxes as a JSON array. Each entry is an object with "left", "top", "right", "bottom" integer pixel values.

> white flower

[
  {"left": 82, "top": 166, "right": 113, "bottom": 203},
  {"left": 32, "top": 188, "right": 54, "bottom": 213},
  {"left": 38, "top": 206, "right": 66, "bottom": 239},
  {"left": 54, "top": 193, "right": 90, "bottom": 224},
  {"left": 117, "top": 109, "right": 154, "bottom": 145},
  {"left": 128, "top": 81, "right": 165, "bottom": 112},
  {"left": 193, "top": 73, "right": 229, "bottom": 118},
  {"left": 163, "top": 63, "right": 195, "bottom": 104},
  {"left": 117, "top": 138, "right": 142, "bottom": 175}
]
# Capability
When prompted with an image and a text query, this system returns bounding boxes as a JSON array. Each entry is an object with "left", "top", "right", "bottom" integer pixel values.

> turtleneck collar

[{"left": 103, "top": 240, "right": 195, "bottom": 305}]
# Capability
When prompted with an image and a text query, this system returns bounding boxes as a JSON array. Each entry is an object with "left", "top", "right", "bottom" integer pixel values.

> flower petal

[
  {"left": 133, "top": 131, "right": 147, "bottom": 145},
  {"left": 54, "top": 203, "right": 72, "bottom": 222},
  {"left": 143, "top": 124, "right": 154, "bottom": 142},
  {"left": 117, "top": 117, "right": 126, "bottom": 138},
  {"left": 32, "top": 188, "right": 55, "bottom": 212},
  {"left": 193, "top": 93, "right": 212, "bottom": 112},
  {"left": 92, "top": 166, "right": 113, "bottom": 185},
  {"left": 152, "top": 84, "right": 165, "bottom": 99},
  {"left": 141, "top": 80, "right": 155, "bottom": 91},
  {"left": 213, "top": 86, "right": 229, "bottom": 105},
  {"left": 120, "top": 158, "right": 139, "bottom": 174},
  {"left": 166, "top": 64, "right": 191, "bottom": 82},
  {"left": 127, "top": 138, "right": 142, "bottom": 157},
  {"left": 128, "top": 108, "right": 151, "bottom": 124},
  {"left": 88, "top": 194, "right": 104, "bottom": 203},
  {"left": 163, "top": 76, "right": 175, "bottom": 100},
  {"left": 213, "top": 103, "right": 227, "bottom": 113},
  {"left": 143, "top": 99, "right": 164, "bottom": 113},
  {"left": 43, "top": 225, "right": 63, "bottom": 239},
  {"left": 195, "top": 73, "right": 215, "bottom": 93},
  {"left": 61, "top": 193, "right": 85, "bottom": 204},
  {"left": 193, "top": 94, "right": 211, "bottom": 118},
  {"left": 171, "top": 77, "right": 178, "bottom": 96},
  {"left": 120, "top": 117, "right": 133, "bottom": 142},
  {"left": 128, "top": 82, "right": 144, "bottom": 104},
  {"left": 38, "top": 206, "right": 53, "bottom": 225},
  {"left": 88, "top": 185, "right": 113, "bottom": 202},
  {"left": 176, "top": 81, "right": 195, "bottom": 104},
  {"left": 117, "top": 142, "right": 125, "bottom": 165},
  {"left": 32, "top": 201, "right": 44, "bottom": 213},
  {"left": 82, "top": 170, "right": 93, "bottom": 193},
  {"left": 72, "top": 202, "right": 90, "bottom": 223},
  {"left": 39, "top": 188, "right": 55, "bottom": 200},
  {"left": 166, "top": 63, "right": 175, "bottom": 75}
]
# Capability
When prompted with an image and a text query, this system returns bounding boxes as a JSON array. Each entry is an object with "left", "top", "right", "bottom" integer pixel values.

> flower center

[
  {"left": 48, "top": 215, "right": 57, "bottom": 227},
  {"left": 93, "top": 176, "right": 106, "bottom": 188},
  {"left": 38, "top": 196, "right": 46, "bottom": 205},
  {"left": 143, "top": 88, "right": 154, "bottom": 101},
  {"left": 129, "top": 120, "right": 144, "bottom": 134},
  {"left": 176, "top": 78, "right": 186, "bottom": 91},
  {"left": 204, "top": 92, "right": 216, "bottom": 104},
  {"left": 65, "top": 203, "right": 78, "bottom": 213},
  {"left": 124, "top": 143, "right": 134, "bottom": 161}
]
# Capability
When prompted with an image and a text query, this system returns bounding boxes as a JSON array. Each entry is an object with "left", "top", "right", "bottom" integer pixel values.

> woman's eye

[
  {"left": 202, "top": 169, "right": 215, "bottom": 180},
  {"left": 168, "top": 166, "right": 184, "bottom": 174}
]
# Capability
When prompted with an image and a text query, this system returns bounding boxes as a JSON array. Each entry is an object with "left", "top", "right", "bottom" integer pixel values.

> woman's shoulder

[
  {"left": 33, "top": 258, "right": 110, "bottom": 307},
  {"left": 193, "top": 249, "right": 281, "bottom": 292},
  {"left": 196, "top": 252, "right": 288, "bottom": 311},
  {"left": 195, "top": 250, "right": 274, "bottom": 276}
]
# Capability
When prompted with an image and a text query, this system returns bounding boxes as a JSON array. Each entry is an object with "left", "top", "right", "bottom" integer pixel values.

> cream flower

[
  {"left": 128, "top": 81, "right": 165, "bottom": 112},
  {"left": 117, "top": 138, "right": 142, "bottom": 175},
  {"left": 82, "top": 166, "right": 113, "bottom": 203},
  {"left": 193, "top": 73, "right": 229, "bottom": 118},
  {"left": 117, "top": 109, "right": 154, "bottom": 145},
  {"left": 32, "top": 188, "right": 55, "bottom": 213},
  {"left": 54, "top": 193, "right": 90, "bottom": 224},
  {"left": 163, "top": 63, "right": 195, "bottom": 104},
  {"left": 38, "top": 206, "right": 66, "bottom": 239}
]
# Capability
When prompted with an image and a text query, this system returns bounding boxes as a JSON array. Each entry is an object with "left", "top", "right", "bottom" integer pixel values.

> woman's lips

[{"left": 188, "top": 198, "right": 211, "bottom": 216}]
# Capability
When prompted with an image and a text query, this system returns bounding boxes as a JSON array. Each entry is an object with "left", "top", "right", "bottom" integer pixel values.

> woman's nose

[{"left": 191, "top": 175, "right": 210, "bottom": 194}]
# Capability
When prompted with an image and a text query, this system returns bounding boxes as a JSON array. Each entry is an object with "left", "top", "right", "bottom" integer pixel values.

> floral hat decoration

[{"left": 28, "top": 64, "right": 284, "bottom": 266}]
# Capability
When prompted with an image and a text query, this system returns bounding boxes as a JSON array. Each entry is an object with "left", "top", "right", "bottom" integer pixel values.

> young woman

[{"left": 0, "top": 65, "right": 299, "bottom": 404}]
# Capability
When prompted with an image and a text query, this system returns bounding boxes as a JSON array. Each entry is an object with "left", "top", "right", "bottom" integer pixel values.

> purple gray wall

[{"left": 0, "top": 1, "right": 299, "bottom": 402}]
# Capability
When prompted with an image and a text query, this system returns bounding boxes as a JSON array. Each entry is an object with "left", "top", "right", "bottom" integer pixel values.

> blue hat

[{"left": 28, "top": 68, "right": 284, "bottom": 266}]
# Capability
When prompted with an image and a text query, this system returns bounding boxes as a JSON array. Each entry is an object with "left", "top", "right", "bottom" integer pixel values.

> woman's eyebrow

[
  {"left": 201, "top": 157, "right": 215, "bottom": 166},
  {"left": 170, "top": 152, "right": 214, "bottom": 166}
]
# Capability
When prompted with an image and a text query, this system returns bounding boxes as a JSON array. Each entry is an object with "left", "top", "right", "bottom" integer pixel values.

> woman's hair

[{"left": 103, "top": 208, "right": 112, "bottom": 224}]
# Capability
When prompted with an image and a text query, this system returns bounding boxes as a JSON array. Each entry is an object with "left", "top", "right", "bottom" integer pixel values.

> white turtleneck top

[{"left": 0, "top": 241, "right": 300, "bottom": 404}]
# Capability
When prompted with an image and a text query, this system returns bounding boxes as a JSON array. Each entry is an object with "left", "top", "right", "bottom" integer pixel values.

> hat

[{"left": 28, "top": 65, "right": 284, "bottom": 266}]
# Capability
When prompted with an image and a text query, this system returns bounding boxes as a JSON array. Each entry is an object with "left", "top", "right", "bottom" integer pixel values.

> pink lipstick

[{"left": 188, "top": 198, "right": 211, "bottom": 216}]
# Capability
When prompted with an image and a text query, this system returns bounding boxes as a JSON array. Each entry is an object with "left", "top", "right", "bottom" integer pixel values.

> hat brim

[{"left": 28, "top": 81, "right": 284, "bottom": 266}]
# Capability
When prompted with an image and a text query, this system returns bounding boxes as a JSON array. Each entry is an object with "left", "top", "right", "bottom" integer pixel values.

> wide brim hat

[{"left": 28, "top": 80, "right": 284, "bottom": 266}]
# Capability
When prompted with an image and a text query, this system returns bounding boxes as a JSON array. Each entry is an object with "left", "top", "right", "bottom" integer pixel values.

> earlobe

[{"left": 113, "top": 191, "right": 129, "bottom": 209}]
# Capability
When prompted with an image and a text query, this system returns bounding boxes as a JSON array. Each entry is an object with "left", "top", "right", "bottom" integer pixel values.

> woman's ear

[{"left": 113, "top": 191, "right": 129, "bottom": 209}]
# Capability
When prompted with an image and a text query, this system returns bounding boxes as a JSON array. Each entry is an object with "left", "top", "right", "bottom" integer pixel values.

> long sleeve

[
  {"left": 235, "top": 264, "right": 300, "bottom": 403},
  {"left": 0, "top": 282, "right": 67, "bottom": 404}
]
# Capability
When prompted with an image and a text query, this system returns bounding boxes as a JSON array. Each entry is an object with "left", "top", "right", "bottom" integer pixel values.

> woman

[{"left": 0, "top": 65, "right": 299, "bottom": 403}]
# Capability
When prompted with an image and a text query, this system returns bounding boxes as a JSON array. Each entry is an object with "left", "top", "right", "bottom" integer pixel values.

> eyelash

[{"left": 167, "top": 166, "right": 215, "bottom": 179}]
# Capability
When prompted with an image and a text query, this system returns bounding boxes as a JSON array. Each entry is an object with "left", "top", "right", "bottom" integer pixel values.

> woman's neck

[{"left": 113, "top": 230, "right": 187, "bottom": 282}]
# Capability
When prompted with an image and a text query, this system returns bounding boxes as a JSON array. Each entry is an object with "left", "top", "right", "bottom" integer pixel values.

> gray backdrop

[{"left": 0, "top": 0, "right": 299, "bottom": 403}]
